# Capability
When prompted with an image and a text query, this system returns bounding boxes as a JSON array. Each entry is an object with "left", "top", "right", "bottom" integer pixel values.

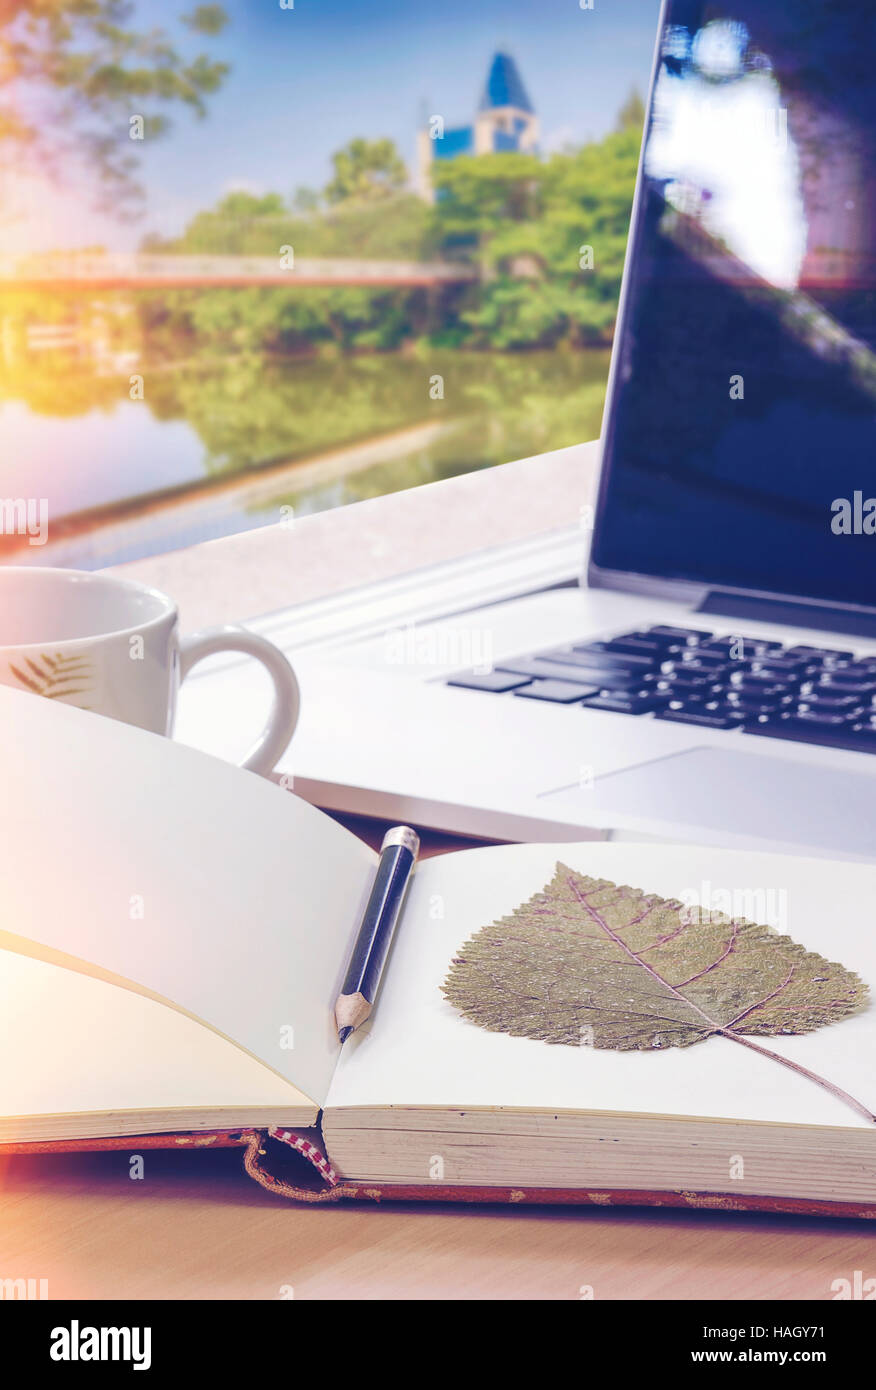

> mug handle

[{"left": 179, "top": 624, "right": 300, "bottom": 777}]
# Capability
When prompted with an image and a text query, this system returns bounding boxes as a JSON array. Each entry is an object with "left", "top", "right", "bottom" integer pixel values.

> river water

[{"left": 0, "top": 348, "right": 610, "bottom": 568}]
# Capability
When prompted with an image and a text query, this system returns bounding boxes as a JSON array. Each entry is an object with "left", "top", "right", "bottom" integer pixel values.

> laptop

[{"left": 180, "top": 0, "right": 876, "bottom": 860}]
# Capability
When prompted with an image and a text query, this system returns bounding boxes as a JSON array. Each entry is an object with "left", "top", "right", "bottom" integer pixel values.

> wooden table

[{"left": 3, "top": 449, "right": 875, "bottom": 1299}]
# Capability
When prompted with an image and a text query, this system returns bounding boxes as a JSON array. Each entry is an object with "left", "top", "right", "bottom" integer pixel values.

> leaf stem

[
  {"left": 565, "top": 870, "right": 876, "bottom": 1128},
  {"left": 722, "top": 1029, "right": 876, "bottom": 1125}
]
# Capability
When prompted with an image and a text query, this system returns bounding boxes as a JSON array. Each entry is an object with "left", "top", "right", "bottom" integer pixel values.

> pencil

[{"left": 334, "top": 826, "right": 420, "bottom": 1043}]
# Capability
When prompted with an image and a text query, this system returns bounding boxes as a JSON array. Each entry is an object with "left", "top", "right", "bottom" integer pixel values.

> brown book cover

[
  {"left": 5, "top": 1127, "right": 876, "bottom": 1220},
  {"left": 4, "top": 687, "right": 876, "bottom": 1222}
]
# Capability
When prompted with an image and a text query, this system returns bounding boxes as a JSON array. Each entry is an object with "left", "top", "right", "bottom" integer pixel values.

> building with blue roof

[{"left": 417, "top": 52, "right": 539, "bottom": 201}]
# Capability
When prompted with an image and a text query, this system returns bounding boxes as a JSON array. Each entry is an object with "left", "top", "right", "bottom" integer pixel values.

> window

[{"left": 0, "top": 0, "right": 660, "bottom": 568}]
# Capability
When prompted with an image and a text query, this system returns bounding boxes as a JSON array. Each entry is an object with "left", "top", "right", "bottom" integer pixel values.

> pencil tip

[{"left": 338, "top": 1026, "right": 352, "bottom": 1044}]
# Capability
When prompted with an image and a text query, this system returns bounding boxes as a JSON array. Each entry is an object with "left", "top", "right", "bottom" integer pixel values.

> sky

[{"left": 1, "top": 0, "right": 662, "bottom": 253}]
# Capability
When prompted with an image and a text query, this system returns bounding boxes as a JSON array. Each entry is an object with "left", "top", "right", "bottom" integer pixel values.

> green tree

[
  {"left": 429, "top": 152, "right": 543, "bottom": 251},
  {"left": 0, "top": 1, "right": 229, "bottom": 208},
  {"left": 291, "top": 185, "right": 321, "bottom": 215},
  {"left": 169, "top": 190, "right": 292, "bottom": 253},
  {"left": 324, "top": 137, "right": 408, "bottom": 204},
  {"left": 431, "top": 130, "right": 640, "bottom": 348},
  {"left": 616, "top": 86, "right": 645, "bottom": 133},
  {"left": 135, "top": 122, "right": 639, "bottom": 357},
  {"left": 158, "top": 183, "right": 429, "bottom": 260}
]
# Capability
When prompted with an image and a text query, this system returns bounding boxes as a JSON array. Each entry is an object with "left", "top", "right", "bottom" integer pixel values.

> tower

[
  {"left": 473, "top": 53, "right": 539, "bottom": 156},
  {"left": 417, "top": 52, "right": 539, "bottom": 203}
]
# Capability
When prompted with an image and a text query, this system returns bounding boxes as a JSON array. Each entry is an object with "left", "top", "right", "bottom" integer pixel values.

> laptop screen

[{"left": 592, "top": 0, "right": 876, "bottom": 611}]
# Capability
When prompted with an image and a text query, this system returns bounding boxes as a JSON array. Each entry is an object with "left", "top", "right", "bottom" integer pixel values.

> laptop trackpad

[{"left": 545, "top": 746, "right": 876, "bottom": 857}]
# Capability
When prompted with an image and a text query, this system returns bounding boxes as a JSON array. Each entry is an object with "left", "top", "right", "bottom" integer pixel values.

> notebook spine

[
  {"left": 243, "top": 1129, "right": 876, "bottom": 1218},
  {"left": 268, "top": 1126, "right": 338, "bottom": 1185}
]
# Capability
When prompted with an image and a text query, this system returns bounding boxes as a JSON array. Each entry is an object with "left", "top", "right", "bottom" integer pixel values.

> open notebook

[{"left": 2, "top": 684, "right": 875, "bottom": 1217}]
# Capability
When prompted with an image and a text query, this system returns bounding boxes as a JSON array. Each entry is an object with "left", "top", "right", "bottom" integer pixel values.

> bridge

[{"left": 0, "top": 253, "right": 478, "bottom": 291}]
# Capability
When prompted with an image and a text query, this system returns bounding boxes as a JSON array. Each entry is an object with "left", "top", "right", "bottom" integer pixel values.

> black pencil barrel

[{"left": 341, "top": 842, "right": 416, "bottom": 1004}]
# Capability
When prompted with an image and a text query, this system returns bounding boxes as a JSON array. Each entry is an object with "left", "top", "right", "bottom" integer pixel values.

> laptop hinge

[{"left": 697, "top": 591, "right": 876, "bottom": 640}]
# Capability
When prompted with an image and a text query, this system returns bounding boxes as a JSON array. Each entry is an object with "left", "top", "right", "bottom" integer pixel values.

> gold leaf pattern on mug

[{"left": 8, "top": 651, "right": 93, "bottom": 703}]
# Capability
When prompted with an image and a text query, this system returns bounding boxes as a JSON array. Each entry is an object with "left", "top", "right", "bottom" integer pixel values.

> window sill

[{"left": 107, "top": 440, "right": 600, "bottom": 628}]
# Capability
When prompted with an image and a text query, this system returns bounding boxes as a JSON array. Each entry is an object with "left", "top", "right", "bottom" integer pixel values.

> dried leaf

[{"left": 442, "top": 863, "right": 874, "bottom": 1121}]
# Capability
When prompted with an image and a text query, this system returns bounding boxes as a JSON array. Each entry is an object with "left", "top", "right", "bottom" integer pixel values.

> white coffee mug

[{"left": 0, "top": 567, "right": 299, "bottom": 776}]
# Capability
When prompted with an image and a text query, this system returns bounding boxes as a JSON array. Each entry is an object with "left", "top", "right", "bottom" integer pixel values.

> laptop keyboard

[{"left": 446, "top": 625, "right": 876, "bottom": 755}]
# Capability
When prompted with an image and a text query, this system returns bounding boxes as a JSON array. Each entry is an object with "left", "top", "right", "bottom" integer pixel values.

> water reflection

[{"left": 0, "top": 349, "right": 609, "bottom": 568}]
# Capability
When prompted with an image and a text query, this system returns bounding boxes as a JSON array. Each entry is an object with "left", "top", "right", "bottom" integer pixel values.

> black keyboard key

[
  {"left": 586, "top": 670, "right": 656, "bottom": 690},
  {"left": 743, "top": 719, "right": 876, "bottom": 754},
  {"left": 696, "top": 637, "right": 739, "bottom": 652},
  {"left": 659, "top": 692, "right": 728, "bottom": 711},
  {"left": 814, "top": 675, "right": 876, "bottom": 695},
  {"left": 614, "top": 630, "right": 683, "bottom": 651},
  {"left": 701, "top": 636, "right": 783, "bottom": 656},
  {"left": 657, "top": 675, "right": 716, "bottom": 690},
  {"left": 726, "top": 694, "right": 795, "bottom": 715},
  {"left": 568, "top": 644, "right": 658, "bottom": 671},
  {"left": 746, "top": 639, "right": 786, "bottom": 654},
  {"left": 677, "top": 666, "right": 734, "bottom": 686},
  {"left": 656, "top": 706, "right": 744, "bottom": 730},
  {"left": 562, "top": 664, "right": 660, "bottom": 685},
  {"left": 589, "top": 636, "right": 671, "bottom": 657},
  {"left": 447, "top": 671, "right": 532, "bottom": 693},
  {"left": 680, "top": 650, "right": 733, "bottom": 670},
  {"left": 647, "top": 625, "right": 712, "bottom": 643},
  {"left": 797, "top": 694, "right": 864, "bottom": 714},
  {"left": 579, "top": 692, "right": 668, "bottom": 714},
  {"left": 495, "top": 658, "right": 616, "bottom": 686},
  {"left": 749, "top": 658, "right": 810, "bottom": 678},
  {"left": 665, "top": 691, "right": 714, "bottom": 707},
  {"left": 827, "top": 661, "right": 876, "bottom": 679},
  {"left": 513, "top": 679, "right": 595, "bottom": 704},
  {"left": 730, "top": 673, "right": 795, "bottom": 695},
  {"left": 770, "top": 710, "right": 851, "bottom": 728},
  {"left": 785, "top": 645, "right": 855, "bottom": 662}
]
